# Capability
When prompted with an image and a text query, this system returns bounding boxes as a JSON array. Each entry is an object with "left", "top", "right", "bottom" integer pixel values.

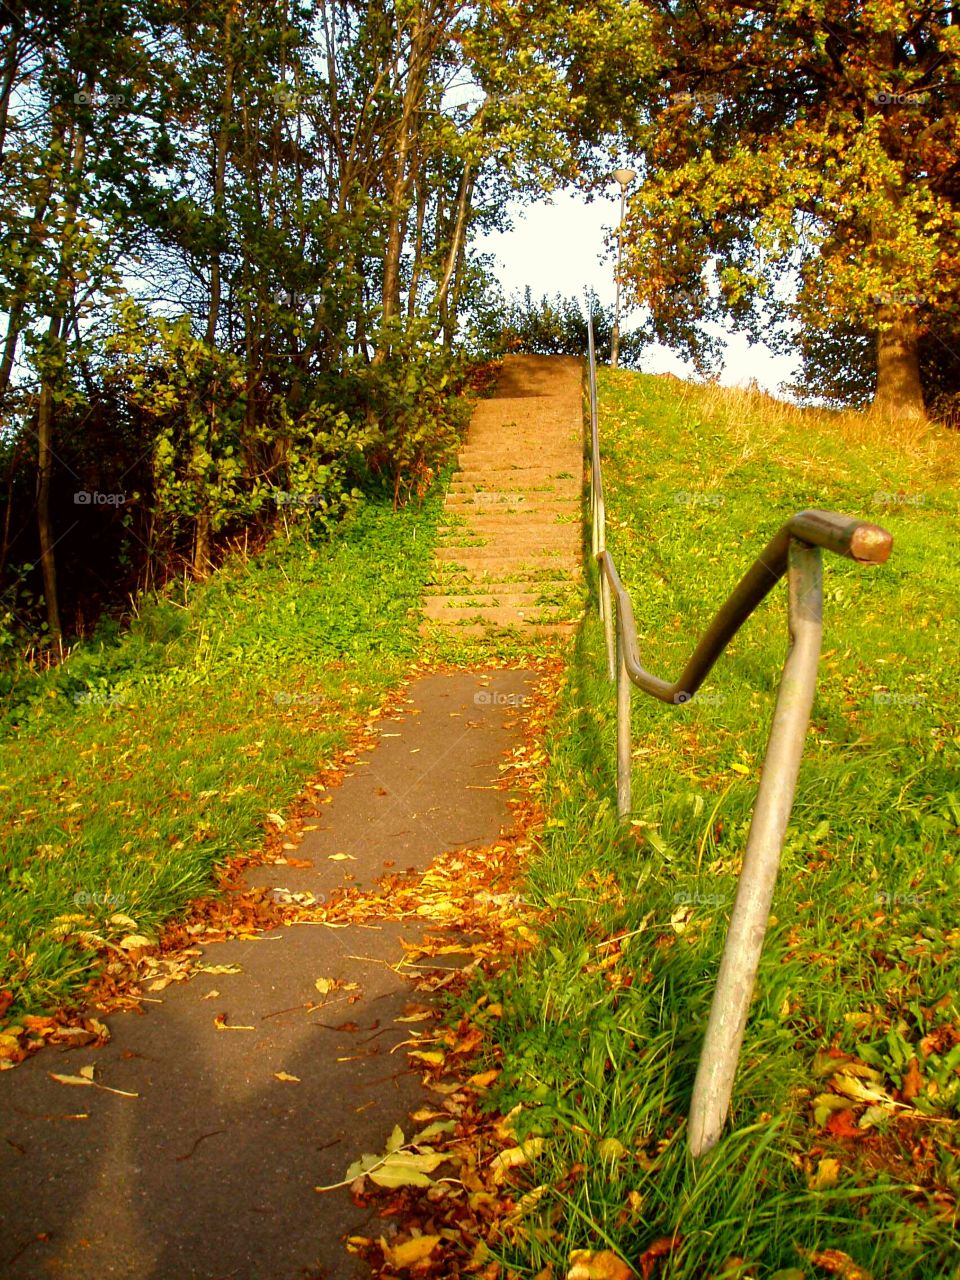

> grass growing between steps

[
  {"left": 0, "top": 491, "right": 447, "bottom": 1023},
  {"left": 453, "top": 371, "right": 960, "bottom": 1278}
]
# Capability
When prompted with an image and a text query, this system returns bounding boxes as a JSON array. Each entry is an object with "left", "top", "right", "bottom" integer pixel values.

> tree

[{"left": 618, "top": 0, "right": 960, "bottom": 422}]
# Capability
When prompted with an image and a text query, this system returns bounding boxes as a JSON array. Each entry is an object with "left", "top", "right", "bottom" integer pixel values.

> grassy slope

[
  {"left": 460, "top": 373, "right": 960, "bottom": 1278},
  {"left": 0, "top": 491, "right": 449, "bottom": 1017}
]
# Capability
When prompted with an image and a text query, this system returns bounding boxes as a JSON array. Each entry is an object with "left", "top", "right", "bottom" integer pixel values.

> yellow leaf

[
  {"left": 274, "top": 1072, "right": 300, "bottom": 1082},
  {"left": 198, "top": 964, "right": 242, "bottom": 976},
  {"left": 808, "top": 1157, "right": 841, "bottom": 1190},
  {"left": 315, "top": 977, "right": 338, "bottom": 995},
  {"left": 410, "top": 1050, "right": 445, "bottom": 1066},
  {"left": 49, "top": 1071, "right": 93, "bottom": 1087},
  {"left": 328, "top": 853, "right": 354, "bottom": 861},
  {"left": 490, "top": 1137, "right": 546, "bottom": 1181},
  {"left": 597, "top": 1137, "right": 629, "bottom": 1161},
  {"left": 829, "top": 1072, "right": 896, "bottom": 1106},
  {"left": 730, "top": 762, "right": 751, "bottom": 775},
  {"left": 466, "top": 1068, "right": 499, "bottom": 1089},
  {"left": 567, "top": 1249, "right": 635, "bottom": 1279},
  {"left": 213, "top": 1014, "right": 255, "bottom": 1031},
  {"left": 381, "top": 1235, "right": 441, "bottom": 1268},
  {"left": 118, "top": 934, "right": 152, "bottom": 950}
]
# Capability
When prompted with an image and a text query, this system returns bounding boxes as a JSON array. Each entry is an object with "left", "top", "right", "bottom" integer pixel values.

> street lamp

[{"left": 610, "top": 168, "right": 636, "bottom": 369}]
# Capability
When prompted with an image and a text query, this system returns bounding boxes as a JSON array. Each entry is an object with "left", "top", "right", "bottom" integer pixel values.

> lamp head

[{"left": 612, "top": 168, "right": 637, "bottom": 188}]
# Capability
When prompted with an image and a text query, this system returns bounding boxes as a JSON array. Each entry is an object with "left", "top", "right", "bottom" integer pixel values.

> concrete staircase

[{"left": 424, "top": 355, "right": 584, "bottom": 636}]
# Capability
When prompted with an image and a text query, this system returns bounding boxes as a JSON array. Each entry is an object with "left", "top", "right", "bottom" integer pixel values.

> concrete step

[
  {"left": 442, "top": 497, "right": 577, "bottom": 515},
  {"left": 425, "top": 590, "right": 576, "bottom": 611},
  {"left": 419, "top": 617, "right": 577, "bottom": 637},
  {"left": 437, "top": 516, "right": 576, "bottom": 534}
]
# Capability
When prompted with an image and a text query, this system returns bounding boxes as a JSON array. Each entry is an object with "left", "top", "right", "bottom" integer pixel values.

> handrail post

[
  {"left": 616, "top": 611, "right": 632, "bottom": 817},
  {"left": 686, "top": 540, "right": 823, "bottom": 1157},
  {"left": 587, "top": 312, "right": 616, "bottom": 681}
]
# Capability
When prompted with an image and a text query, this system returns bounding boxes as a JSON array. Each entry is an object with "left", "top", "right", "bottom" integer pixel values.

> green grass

[
  {"left": 0, "top": 490, "right": 449, "bottom": 1017},
  {"left": 452, "top": 373, "right": 960, "bottom": 1279}
]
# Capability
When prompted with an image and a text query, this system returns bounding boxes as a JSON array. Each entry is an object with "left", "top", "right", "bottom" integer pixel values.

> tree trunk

[
  {"left": 36, "top": 320, "right": 62, "bottom": 639},
  {"left": 34, "top": 101, "right": 88, "bottom": 641},
  {"left": 206, "top": 2, "right": 236, "bottom": 348},
  {"left": 872, "top": 313, "right": 926, "bottom": 423}
]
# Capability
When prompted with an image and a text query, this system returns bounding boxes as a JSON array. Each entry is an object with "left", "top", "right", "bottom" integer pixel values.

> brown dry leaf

[
  {"left": 566, "top": 1249, "right": 634, "bottom": 1279},
  {"left": 901, "top": 1057, "right": 923, "bottom": 1101},
  {"left": 803, "top": 1249, "right": 873, "bottom": 1280},
  {"left": 638, "top": 1236, "right": 682, "bottom": 1280},
  {"left": 381, "top": 1234, "right": 441, "bottom": 1268}
]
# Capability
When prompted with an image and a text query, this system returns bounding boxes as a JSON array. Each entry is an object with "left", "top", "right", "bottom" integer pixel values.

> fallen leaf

[
  {"left": 328, "top": 853, "right": 355, "bottom": 862},
  {"left": 381, "top": 1234, "right": 441, "bottom": 1267},
  {"left": 198, "top": 965, "right": 242, "bottom": 976},
  {"left": 409, "top": 1050, "right": 445, "bottom": 1066},
  {"left": 808, "top": 1157, "right": 841, "bottom": 1190},
  {"left": 802, "top": 1249, "right": 873, "bottom": 1280},
  {"left": 901, "top": 1057, "right": 923, "bottom": 1102},
  {"left": 274, "top": 1072, "right": 300, "bottom": 1083},
  {"left": 315, "top": 977, "right": 338, "bottom": 995},
  {"left": 118, "top": 934, "right": 153, "bottom": 950},
  {"left": 490, "top": 1137, "right": 546, "bottom": 1181},
  {"left": 466, "top": 1068, "right": 499, "bottom": 1089},
  {"left": 567, "top": 1249, "right": 635, "bottom": 1279},
  {"left": 213, "top": 1014, "right": 255, "bottom": 1031},
  {"left": 829, "top": 1072, "right": 896, "bottom": 1106},
  {"left": 598, "top": 1137, "right": 629, "bottom": 1161},
  {"left": 638, "top": 1236, "right": 681, "bottom": 1279}
]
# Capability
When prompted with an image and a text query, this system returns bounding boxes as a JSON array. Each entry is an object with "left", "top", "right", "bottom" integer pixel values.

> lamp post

[{"left": 610, "top": 168, "right": 636, "bottom": 369}]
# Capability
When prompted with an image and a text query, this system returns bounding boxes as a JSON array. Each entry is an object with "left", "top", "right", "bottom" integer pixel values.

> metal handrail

[{"left": 585, "top": 315, "right": 893, "bottom": 1158}]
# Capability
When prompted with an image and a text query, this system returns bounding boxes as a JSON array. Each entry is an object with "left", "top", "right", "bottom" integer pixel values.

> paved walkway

[
  {"left": 424, "top": 354, "right": 584, "bottom": 635},
  {"left": 0, "top": 671, "right": 535, "bottom": 1280}
]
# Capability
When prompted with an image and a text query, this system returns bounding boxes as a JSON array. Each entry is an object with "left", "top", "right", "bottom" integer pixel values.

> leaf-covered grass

[
  {"left": 0, "top": 491, "right": 449, "bottom": 1018},
  {"left": 460, "top": 372, "right": 960, "bottom": 1278}
]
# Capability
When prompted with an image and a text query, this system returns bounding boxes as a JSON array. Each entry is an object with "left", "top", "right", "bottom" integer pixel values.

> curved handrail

[
  {"left": 600, "top": 508, "right": 891, "bottom": 705},
  {"left": 585, "top": 313, "right": 893, "bottom": 1159}
]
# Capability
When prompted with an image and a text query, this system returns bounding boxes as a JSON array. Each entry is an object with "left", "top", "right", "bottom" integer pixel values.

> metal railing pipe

[
  {"left": 686, "top": 540, "right": 823, "bottom": 1156},
  {"left": 583, "top": 314, "right": 893, "bottom": 1159}
]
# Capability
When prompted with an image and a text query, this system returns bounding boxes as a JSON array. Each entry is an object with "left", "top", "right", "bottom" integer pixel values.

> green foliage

[
  {"left": 0, "top": 485, "right": 447, "bottom": 1014},
  {"left": 618, "top": 1, "right": 960, "bottom": 416},
  {"left": 456, "top": 370, "right": 960, "bottom": 1276}
]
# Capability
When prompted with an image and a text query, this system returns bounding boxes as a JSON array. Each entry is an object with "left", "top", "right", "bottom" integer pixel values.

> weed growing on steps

[{"left": 453, "top": 370, "right": 959, "bottom": 1278}]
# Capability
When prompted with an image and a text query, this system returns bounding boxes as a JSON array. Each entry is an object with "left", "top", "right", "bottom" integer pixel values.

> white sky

[{"left": 475, "top": 189, "right": 801, "bottom": 395}]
